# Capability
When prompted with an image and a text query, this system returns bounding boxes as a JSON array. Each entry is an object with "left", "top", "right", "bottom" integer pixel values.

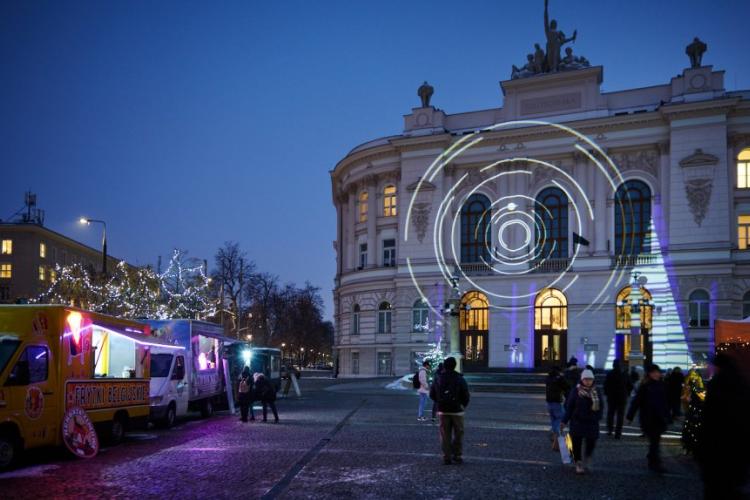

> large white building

[{"left": 330, "top": 41, "right": 750, "bottom": 377}]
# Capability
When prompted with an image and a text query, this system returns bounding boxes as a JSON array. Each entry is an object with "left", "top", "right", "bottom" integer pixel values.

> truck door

[
  {"left": 4, "top": 344, "right": 57, "bottom": 447},
  {"left": 172, "top": 355, "right": 189, "bottom": 415}
]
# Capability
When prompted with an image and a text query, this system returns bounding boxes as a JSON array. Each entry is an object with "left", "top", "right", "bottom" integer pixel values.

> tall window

[
  {"left": 39, "top": 242, "right": 46, "bottom": 258},
  {"left": 616, "top": 286, "right": 653, "bottom": 329},
  {"left": 535, "top": 187, "right": 568, "bottom": 258},
  {"left": 377, "top": 302, "right": 392, "bottom": 333},
  {"left": 359, "top": 243, "right": 368, "bottom": 269},
  {"left": 614, "top": 180, "right": 651, "bottom": 255},
  {"left": 38, "top": 266, "right": 45, "bottom": 281},
  {"left": 412, "top": 299, "right": 429, "bottom": 332},
  {"left": 744, "top": 291, "right": 750, "bottom": 319},
  {"left": 351, "top": 352, "right": 360, "bottom": 375},
  {"left": 383, "top": 239, "right": 396, "bottom": 267},
  {"left": 0, "top": 264, "right": 11, "bottom": 279},
  {"left": 461, "top": 194, "right": 491, "bottom": 263},
  {"left": 358, "top": 191, "right": 368, "bottom": 223},
  {"left": 383, "top": 185, "right": 397, "bottom": 217},
  {"left": 738, "top": 149, "right": 750, "bottom": 189},
  {"left": 1, "top": 240, "right": 11, "bottom": 255},
  {"left": 377, "top": 352, "right": 392, "bottom": 375},
  {"left": 460, "top": 291, "right": 489, "bottom": 331},
  {"left": 534, "top": 288, "right": 568, "bottom": 330},
  {"left": 739, "top": 216, "right": 750, "bottom": 250},
  {"left": 689, "top": 289, "right": 710, "bottom": 328},
  {"left": 49, "top": 269, "right": 57, "bottom": 283},
  {"left": 351, "top": 304, "right": 360, "bottom": 335}
]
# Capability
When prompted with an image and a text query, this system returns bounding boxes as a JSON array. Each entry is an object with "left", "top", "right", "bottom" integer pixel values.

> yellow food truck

[{"left": 0, "top": 305, "right": 180, "bottom": 468}]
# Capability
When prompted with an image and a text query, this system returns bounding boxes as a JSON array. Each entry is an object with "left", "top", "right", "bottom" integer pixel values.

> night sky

[{"left": 2, "top": 0, "right": 749, "bottom": 319}]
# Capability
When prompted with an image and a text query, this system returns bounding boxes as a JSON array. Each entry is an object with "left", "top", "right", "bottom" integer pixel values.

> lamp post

[
  {"left": 444, "top": 264, "right": 463, "bottom": 372},
  {"left": 629, "top": 272, "right": 648, "bottom": 366},
  {"left": 79, "top": 217, "right": 107, "bottom": 275}
]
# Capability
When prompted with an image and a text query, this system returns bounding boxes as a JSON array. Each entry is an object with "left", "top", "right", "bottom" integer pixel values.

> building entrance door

[
  {"left": 460, "top": 291, "right": 489, "bottom": 371},
  {"left": 534, "top": 330, "right": 566, "bottom": 367},
  {"left": 461, "top": 331, "right": 488, "bottom": 370}
]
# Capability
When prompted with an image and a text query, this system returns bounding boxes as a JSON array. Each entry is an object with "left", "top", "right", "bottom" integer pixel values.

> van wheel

[
  {"left": 200, "top": 399, "right": 213, "bottom": 418},
  {"left": 109, "top": 415, "right": 127, "bottom": 445},
  {"left": 163, "top": 404, "right": 176, "bottom": 428},
  {"left": 0, "top": 433, "right": 19, "bottom": 470}
]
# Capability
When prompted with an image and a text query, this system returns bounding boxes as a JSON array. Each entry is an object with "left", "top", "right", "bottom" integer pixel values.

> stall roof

[{"left": 93, "top": 323, "right": 185, "bottom": 350}]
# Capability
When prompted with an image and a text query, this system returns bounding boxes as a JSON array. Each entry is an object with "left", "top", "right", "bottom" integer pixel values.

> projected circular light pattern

[{"left": 404, "top": 120, "right": 629, "bottom": 315}]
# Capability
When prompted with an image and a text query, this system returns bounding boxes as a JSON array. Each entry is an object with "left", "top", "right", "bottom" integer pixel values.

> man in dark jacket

[
  {"left": 545, "top": 366, "right": 569, "bottom": 450},
  {"left": 429, "top": 357, "right": 470, "bottom": 465},
  {"left": 563, "top": 356, "right": 580, "bottom": 389},
  {"left": 627, "top": 364, "right": 669, "bottom": 473},
  {"left": 604, "top": 359, "right": 631, "bottom": 439},
  {"left": 665, "top": 366, "right": 684, "bottom": 422}
]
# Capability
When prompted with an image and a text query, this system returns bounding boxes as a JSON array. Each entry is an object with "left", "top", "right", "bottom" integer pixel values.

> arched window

[
  {"left": 377, "top": 302, "right": 392, "bottom": 333},
  {"left": 534, "top": 288, "right": 568, "bottom": 330},
  {"left": 412, "top": 299, "right": 429, "bottom": 332},
  {"left": 461, "top": 194, "right": 491, "bottom": 263},
  {"left": 614, "top": 180, "right": 651, "bottom": 255},
  {"left": 358, "top": 191, "right": 368, "bottom": 223},
  {"left": 689, "top": 289, "right": 710, "bottom": 328},
  {"left": 615, "top": 286, "right": 653, "bottom": 329},
  {"left": 535, "top": 187, "right": 568, "bottom": 258},
  {"left": 351, "top": 304, "right": 360, "bottom": 335},
  {"left": 743, "top": 291, "right": 750, "bottom": 319},
  {"left": 737, "top": 149, "right": 750, "bottom": 189},
  {"left": 383, "top": 185, "right": 397, "bottom": 217},
  {"left": 460, "top": 291, "right": 488, "bottom": 331}
]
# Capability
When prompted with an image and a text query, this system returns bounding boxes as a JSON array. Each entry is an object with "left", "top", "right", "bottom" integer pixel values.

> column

[
  {"left": 657, "top": 143, "right": 670, "bottom": 250},
  {"left": 594, "top": 160, "right": 608, "bottom": 255},
  {"left": 347, "top": 186, "right": 357, "bottom": 271},
  {"left": 442, "top": 165, "right": 456, "bottom": 266},
  {"left": 366, "top": 175, "right": 378, "bottom": 268}
]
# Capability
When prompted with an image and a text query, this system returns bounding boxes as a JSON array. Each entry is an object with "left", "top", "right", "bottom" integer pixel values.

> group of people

[
  {"left": 416, "top": 357, "right": 471, "bottom": 465},
  {"left": 546, "top": 354, "right": 750, "bottom": 497},
  {"left": 237, "top": 366, "right": 280, "bottom": 423}
]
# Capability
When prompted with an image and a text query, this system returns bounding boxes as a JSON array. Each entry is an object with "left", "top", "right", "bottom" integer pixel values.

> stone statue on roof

[
  {"left": 686, "top": 37, "right": 707, "bottom": 68},
  {"left": 418, "top": 81, "right": 434, "bottom": 108},
  {"left": 544, "top": 0, "right": 577, "bottom": 72}
]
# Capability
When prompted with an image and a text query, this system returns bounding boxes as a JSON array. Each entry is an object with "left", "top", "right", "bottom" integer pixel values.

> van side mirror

[
  {"left": 7, "top": 360, "right": 30, "bottom": 386},
  {"left": 172, "top": 365, "right": 185, "bottom": 380}
]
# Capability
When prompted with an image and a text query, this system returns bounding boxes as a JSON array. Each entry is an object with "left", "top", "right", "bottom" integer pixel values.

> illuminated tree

[{"left": 160, "top": 249, "right": 216, "bottom": 319}]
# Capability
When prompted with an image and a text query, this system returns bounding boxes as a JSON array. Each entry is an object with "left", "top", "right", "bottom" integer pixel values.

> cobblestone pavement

[{"left": 0, "top": 378, "right": 703, "bottom": 500}]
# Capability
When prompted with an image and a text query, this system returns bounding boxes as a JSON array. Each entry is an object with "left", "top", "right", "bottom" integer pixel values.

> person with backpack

[
  {"left": 254, "top": 372, "right": 279, "bottom": 423},
  {"left": 561, "top": 369, "right": 602, "bottom": 475},
  {"left": 430, "top": 357, "right": 470, "bottom": 465},
  {"left": 626, "top": 364, "right": 670, "bottom": 474},
  {"left": 237, "top": 366, "right": 254, "bottom": 423},
  {"left": 545, "top": 365, "right": 569, "bottom": 451},
  {"left": 416, "top": 360, "right": 431, "bottom": 421}
]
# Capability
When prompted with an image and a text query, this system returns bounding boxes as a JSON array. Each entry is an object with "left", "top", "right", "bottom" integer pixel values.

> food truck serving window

[
  {"left": 194, "top": 335, "right": 217, "bottom": 372},
  {"left": 93, "top": 327, "right": 137, "bottom": 378},
  {"left": 0, "top": 338, "right": 21, "bottom": 376},
  {"left": 7, "top": 345, "right": 48, "bottom": 385}
]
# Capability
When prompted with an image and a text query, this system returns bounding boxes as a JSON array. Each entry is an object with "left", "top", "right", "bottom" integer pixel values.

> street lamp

[
  {"left": 629, "top": 272, "right": 650, "bottom": 365},
  {"left": 442, "top": 264, "right": 463, "bottom": 372},
  {"left": 79, "top": 217, "right": 107, "bottom": 274}
]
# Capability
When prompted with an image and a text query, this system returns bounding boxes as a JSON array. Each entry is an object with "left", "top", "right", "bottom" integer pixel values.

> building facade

[
  {"left": 0, "top": 223, "right": 123, "bottom": 304},
  {"left": 330, "top": 47, "right": 750, "bottom": 376}
]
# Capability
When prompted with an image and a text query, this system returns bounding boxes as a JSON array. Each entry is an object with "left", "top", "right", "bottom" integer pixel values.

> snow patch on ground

[{"left": 385, "top": 374, "right": 414, "bottom": 391}]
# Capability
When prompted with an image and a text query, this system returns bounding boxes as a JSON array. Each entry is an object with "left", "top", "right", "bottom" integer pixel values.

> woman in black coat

[
  {"left": 237, "top": 366, "right": 254, "bottom": 422},
  {"left": 627, "top": 364, "right": 669, "bottom": 473},
  {"left": 561, "top": 369, "right": 602, "bottom": 475},
  {"left": 254, "top": 373, "right": 279, "bottom": 423}
]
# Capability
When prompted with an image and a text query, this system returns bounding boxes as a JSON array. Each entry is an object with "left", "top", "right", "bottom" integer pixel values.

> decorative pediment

[
  {"left": 406, "top": 178, "right": 436, "bottom": 192},
  {"left": 679, "top": 149, "right": 719, "bottom": 168}
]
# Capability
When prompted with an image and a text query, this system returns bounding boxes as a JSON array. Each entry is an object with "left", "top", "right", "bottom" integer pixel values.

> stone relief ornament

[
  {"left": 684, "top": 178, "right": 713, "bottom": 226},
  {"left": 411, "top": 203, "right": 431, "bottom": 243},
  {"left": 611, "top": 150, "right": 659, "bottom": 178}
]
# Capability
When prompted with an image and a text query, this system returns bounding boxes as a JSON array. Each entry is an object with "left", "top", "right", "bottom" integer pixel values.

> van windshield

[
  {"left": 0, "top": 338, "right": 21, "bottom": 376},
  {"left": 150, "top": 353, "right": 174, "bottom": 378}
]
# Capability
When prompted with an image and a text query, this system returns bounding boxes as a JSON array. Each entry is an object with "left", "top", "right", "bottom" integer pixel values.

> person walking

[
  {"left": 563, "top": 356, "right": 580, "bottom": 389},
  {"left": 604, "top": 359, "right": 631, "bottom": 439},
  {"left": 696, "top": 353, "right": 750, "bottom": 499},
  {"left": 561, "top": 369, "right": 602, "bottom": 475},
  {"left": 627, "top": 364, "right": 670, "bottom": 474},
  {"left": 430, "top": 362, "right": 444, "bottom": 423},
  {"left": 417, "top": 360, "right": 431, "bottom": 421},
  {"left": 545, "top": 366, "right": 569, "bottom": 451},
  {"left": 237, "top": 366, "right": 254, "bottom": 422},
  {"left": 254, "top": 373, "right": 279, "bottom": 423},
  {"left": 430, "top": 357, "right": 470, "bottom": 465},
  {"left": 666, "top": 366, "right": 685, "bottom": 422}
]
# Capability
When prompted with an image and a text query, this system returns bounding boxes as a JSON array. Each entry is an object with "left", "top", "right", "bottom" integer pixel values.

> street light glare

[{"left": 79, "top": 217, "right": 89, "bottom": 224}]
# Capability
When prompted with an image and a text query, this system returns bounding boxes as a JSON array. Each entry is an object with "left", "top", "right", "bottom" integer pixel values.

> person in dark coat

[
  {"left": 254, "top": 373, "right": 279, "bottom": 423},
  {"left": 561, "top": 369, "right": 602, "bottom": 475},
  {"left": 665, "top": 366, "right": 685, "bottom": 422},
  {"left": 431, "top": 362, "right": 444, "bottom": 422},
  {"left": 563, "top": 356, "right": 580, "bottom": 389},
  {"left": 696, "top": 353, "right": 750, "bottom": 499},
  {"left": 627, "top": 364, "right": 669, "bottom": 473},
  {"left": 237, "top": 366, "right": 254, "bottom": 422},
  {"left": 430, "top": 357, "right": 470, "bottom": 465},
  {"left": 545, "top": 366, "right": 570, "bottom": 451},
  {"left": 604, "top": 359, "right": 631, "bottom": 439}
]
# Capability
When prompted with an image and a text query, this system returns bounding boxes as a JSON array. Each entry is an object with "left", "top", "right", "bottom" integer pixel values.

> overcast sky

[{"left": 2, "top": 0, "right": 749, "bottom": 319}]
